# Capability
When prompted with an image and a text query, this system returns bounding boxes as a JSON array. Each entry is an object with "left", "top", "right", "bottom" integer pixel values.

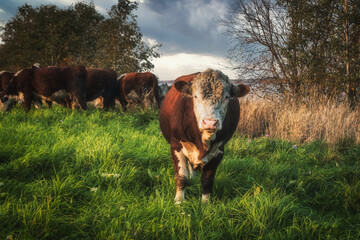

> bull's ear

[
  {"left": 231, "top": 84, "right": 250, "bottom": 98},
  {"left": 174, "top": 81, "right": 192, "bottom": 96}
]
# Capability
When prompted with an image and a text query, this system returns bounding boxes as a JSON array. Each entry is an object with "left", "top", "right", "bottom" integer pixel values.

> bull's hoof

[
  {"left": 174, "top": 191, "right": 185, "bottom": 204},
  {"left": 201, "top": 193, "right": 211, "bottom": 204},
  {"left": 174, "top": 197, "right": 185, "bottom": 205}
]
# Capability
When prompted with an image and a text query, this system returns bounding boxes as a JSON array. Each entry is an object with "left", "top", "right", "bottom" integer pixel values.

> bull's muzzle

[{"left": 202, "top": 118, "right": 219, "bottom": 132}]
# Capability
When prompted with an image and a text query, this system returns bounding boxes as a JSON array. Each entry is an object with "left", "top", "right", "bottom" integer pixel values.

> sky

[{"left": 0, "top": 0, "right": 237, "bottom": 80}]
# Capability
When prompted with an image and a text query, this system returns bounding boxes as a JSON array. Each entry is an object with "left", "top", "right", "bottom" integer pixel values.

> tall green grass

[{"left": 0, "top": 105, "right": 360, "bottom": 239}]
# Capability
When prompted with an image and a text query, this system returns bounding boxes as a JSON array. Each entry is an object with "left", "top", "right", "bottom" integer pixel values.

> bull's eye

[{"left": 194, "top": 95, "right": 197, "bottom": 99}]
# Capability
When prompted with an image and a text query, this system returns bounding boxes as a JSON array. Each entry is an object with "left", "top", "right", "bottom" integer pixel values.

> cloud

[
  {"left": 0, "top": 0, "right": 232, "bottom": 56},
  {"left": 0, "top": 0, "right": 116, "bottom": 19},
  {"left": 137, "top": 0, "right": 232, "bottom": 55},
  {"left": 151, "top": 53, "right": 237, "bottom": 80},
  {"left": 0, "top": 0, "right": 237, "bottom": 81},
  {"left": 143, "top": 36, "right": 159, "bottom": 47}
]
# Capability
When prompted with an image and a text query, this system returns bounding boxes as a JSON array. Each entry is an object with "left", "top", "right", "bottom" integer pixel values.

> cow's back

[
  {"left": 119, "top": 72, "right": 160, "bottom": 109},
  {"left": 122, "top": 72, "right": 157, "bottom": 95},
  {"left": 32, "top": 67, "right": 63, "bottom": 96},
  {"left": 62, "top": 66, "right": 87, "bottom": 91}
]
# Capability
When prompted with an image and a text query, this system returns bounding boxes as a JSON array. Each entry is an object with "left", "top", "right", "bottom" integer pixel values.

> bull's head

[{"left": 175, "top": 69, "right": 249, "bottom": 145}]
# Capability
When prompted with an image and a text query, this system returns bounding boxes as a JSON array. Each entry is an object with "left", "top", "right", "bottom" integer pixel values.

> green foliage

[
  {"left": 94, "top": 0, "right": 160, "bottom": 73},
  {"left": 0, "top": 0, "right": 160, "bottom": 74},
  {"left": 280, "top": 0, "right": 360, "bottom": 103},
  {"left": 224, "top": 0, "right": 360, "bottom": 105},
  {"left": 0, "top": 106, "right": 360, "bottom": 239}
]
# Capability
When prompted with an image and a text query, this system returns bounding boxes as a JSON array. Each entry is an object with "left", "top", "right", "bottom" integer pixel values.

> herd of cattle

[
  {"left": 0, "top": 65, "right": 171, "bottom": 112},
  {"left": 0, "top": 66, "right": 251, "bottom": 203}
]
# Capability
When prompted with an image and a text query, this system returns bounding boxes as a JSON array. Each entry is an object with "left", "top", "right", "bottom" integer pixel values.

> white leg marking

[
  {"left": 33, "top": 100, "right": 42, "bottom": 109},
  {"left": 18, "top": 92, "right": 24, "bottom": 101},
  {"left": 174, "top": 150, "right": 188, "bottom": 203},
  {"left": 174, "top": 191, "right": 185, "bottom": 204},
  {"left": 175, "top": 150, "right": 189, "bottom": 179},
  {"left": 202, "top": 193, "right": 211, "bottom": 203}
]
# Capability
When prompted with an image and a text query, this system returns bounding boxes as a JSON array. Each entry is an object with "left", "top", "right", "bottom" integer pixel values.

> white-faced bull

[{"left": 159, "top": 69, "right": 250, "bottom": 203}]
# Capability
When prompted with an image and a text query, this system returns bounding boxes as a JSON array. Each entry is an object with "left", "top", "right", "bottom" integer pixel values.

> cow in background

[
  {"left": 159, "top": 69, "right": 250, "bottom": 203},
  {"left": 85, "top": 68, "right": 117, "bottom": 109},
  {"left": 0, "top": 70, "right": 44, "bottom": 111},
  {"left": 158, "top": 83, "right": 170, "bottom": 104},
  {"left": 117, "top": 72, "right": 160, "bottom": 111},
  {"left": 0, "top": 66, "right": 87, "bottom": 112}
]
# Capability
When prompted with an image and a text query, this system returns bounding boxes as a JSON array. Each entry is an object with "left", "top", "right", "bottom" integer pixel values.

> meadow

[{"left": 0, "top": 103, "right": 360, "bottom": 239}]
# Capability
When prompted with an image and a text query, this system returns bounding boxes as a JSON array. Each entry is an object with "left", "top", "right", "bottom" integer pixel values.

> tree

[
  {"left": 63, "top": 2, "right": 104, "bottom": 66},
  {"left": 223, "top": 0, "right": 292, "bottom": 99},
  {"left": 0, "top": 2, "right": 103, "bottom": 70},
  {"left": 0, "top": 4, "right": 39, "bottom": 70},
  {"left": 341, "top": 0, "right": 360, "bottom": 108},
  {"left": 95, "top": 0, "right": 160, "bottom": 73},
  {"left": 0, "top": 0, "right": 160, "bottom": 74},
  {"left": 223, "top": 0, "right": 360, "bottom": 106}
]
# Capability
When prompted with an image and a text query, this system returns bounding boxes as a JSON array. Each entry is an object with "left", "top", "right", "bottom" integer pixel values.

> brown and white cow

[
  {"left": 117, "top": 72, "right": 160, "bottom": 111},
  {"left": 0, "top": 66, "right": 87, "bottom": 112},
  {"left": 86, "top": 68, "right": 117, "bottom": 109},
  {"left": 159, "top": 69, "right": 250, "bottom": 203},
  {"left": 0, "top": 70, "right": 45, "bottom": 111}
]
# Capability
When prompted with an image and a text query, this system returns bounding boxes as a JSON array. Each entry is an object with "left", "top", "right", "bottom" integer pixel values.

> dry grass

[{"left": 238, "top": 97, "right": 360, "bottom": 146}]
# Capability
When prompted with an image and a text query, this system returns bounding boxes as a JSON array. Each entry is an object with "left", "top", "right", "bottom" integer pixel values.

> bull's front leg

[
  {"left": 201, "top": 152, "right": 223, "bottom": 203},
  {"left": 171, "top": 145, "right": 189, "bottom": 204}
]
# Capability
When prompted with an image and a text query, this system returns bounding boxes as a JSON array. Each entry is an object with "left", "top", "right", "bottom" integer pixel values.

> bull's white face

[
  {"left": 175, "top": 69, "right": 250, "bottom": 145},
  {"left": 192, "top": 78, "right": 231, "bottom": 133}
]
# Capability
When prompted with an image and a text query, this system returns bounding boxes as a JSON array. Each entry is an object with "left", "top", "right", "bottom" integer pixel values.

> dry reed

[{"left": 238, "top": 97, "right": 360, "bottom": 146}]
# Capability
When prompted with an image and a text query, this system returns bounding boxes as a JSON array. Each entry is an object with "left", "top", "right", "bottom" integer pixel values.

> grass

[
  {"left": 0, "top": 104, "right": 360, "bottom": 239},
  {"left": 239, "top": 98, "right": 360, "bottom": 146}
]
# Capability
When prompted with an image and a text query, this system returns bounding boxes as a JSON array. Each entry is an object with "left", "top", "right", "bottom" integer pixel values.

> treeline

[
  {"left": 224, "top": 0, "right": 360, "bottom": 107},
  {"left": 0, "top": 0, "right": 160, "bottom": 75}
]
